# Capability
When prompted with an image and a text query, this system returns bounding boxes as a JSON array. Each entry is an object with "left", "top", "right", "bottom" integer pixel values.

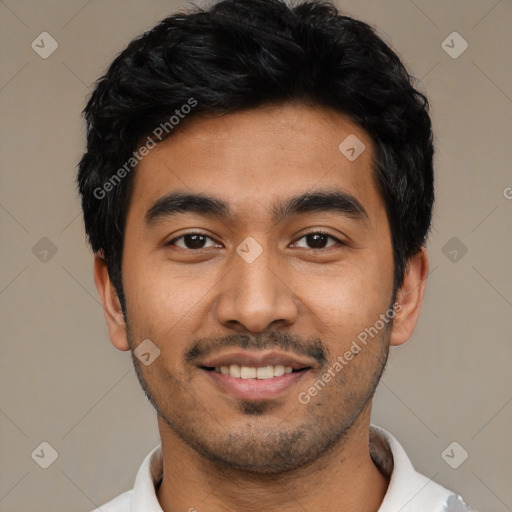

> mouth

[
  {"left": 202, "top": 364, "right": 309, "bottom": 379},
  {"left": 198, "top": 350, "right": 314, "bottom": 400}
]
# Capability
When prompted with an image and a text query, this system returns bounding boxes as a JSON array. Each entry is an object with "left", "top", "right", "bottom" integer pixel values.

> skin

[{"left": 94, "top": 102, "right": 429, "bottom": 512}]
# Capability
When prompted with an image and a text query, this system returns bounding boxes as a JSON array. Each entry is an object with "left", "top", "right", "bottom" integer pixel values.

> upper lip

[{"left": 199, "top": 350, "right": 316, "bottom": 370}]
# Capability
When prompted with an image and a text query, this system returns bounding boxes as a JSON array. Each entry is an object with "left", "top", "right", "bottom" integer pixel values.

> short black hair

[{"left": 77, "top": 0, "right": 434, "bottom": 313}]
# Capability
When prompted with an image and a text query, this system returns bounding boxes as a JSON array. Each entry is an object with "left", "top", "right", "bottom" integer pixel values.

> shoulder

[
  {"left": 89, "top": 490, "right": 133, "bottom": 512},
  {"left": 89, "top": 444, "right": 163, "bottom": 512},
  {"left": 370, "top": 425, "right": 474, "bottom": 512}
]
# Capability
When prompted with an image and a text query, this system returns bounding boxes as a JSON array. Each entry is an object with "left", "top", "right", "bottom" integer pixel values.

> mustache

[{"left": 184, "top": 331, "right": 329, "bottom": 367}]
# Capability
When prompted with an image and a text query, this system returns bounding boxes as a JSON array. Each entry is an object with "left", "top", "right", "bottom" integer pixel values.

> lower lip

[{"left": 202, "top": 369, "right": 309, "bottom": 400}]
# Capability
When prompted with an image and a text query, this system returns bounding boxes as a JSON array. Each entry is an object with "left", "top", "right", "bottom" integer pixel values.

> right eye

[{"left": 166, "top": 233, "right": 222, "bottom": 250}]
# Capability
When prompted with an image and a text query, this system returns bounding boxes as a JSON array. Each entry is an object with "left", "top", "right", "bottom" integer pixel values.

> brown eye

[
  {"left": 293, "top": 231, "right": 342, "bottom": 250},
  {"left": 167, "top": 233, "right": 219, "bottom": 250}
]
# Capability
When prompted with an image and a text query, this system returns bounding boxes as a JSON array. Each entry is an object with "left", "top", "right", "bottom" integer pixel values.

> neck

[{"left": 156, "top": 405, "right": 389, "bottom": 512}]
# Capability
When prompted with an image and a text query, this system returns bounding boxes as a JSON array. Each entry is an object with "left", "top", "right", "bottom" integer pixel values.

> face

[{"left": 118, "top": 102, "right": 396, "bottom": 473}]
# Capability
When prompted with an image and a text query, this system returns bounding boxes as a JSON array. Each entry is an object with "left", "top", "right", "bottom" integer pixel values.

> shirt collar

[{"left": 131, "top": 442, "right": 164, "bottom": 512}]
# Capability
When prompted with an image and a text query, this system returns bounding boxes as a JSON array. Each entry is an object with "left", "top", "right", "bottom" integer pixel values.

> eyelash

[{"left": 166, "top": 230, "right": 345, "bottom": 251}]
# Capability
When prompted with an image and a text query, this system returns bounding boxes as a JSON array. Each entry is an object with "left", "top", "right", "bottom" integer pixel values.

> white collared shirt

[{"left": 91, "top": 425, "right": 473, "bottom": 512}]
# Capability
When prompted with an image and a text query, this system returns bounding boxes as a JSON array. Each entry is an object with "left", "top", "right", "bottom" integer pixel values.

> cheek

[
  {"left": 122, "top": 257, "right": 219, "bottom": 369},
  {"left": 307, "top": 262, "right": 393, "bottom": 343},
  {"left": 124, "top": 257, "right": 204, "bottom": 324}
]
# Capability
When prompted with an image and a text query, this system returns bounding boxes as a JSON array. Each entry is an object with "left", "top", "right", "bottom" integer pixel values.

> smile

[
  {"left": 197, "top": 349, "right": 316, "bottom": 400},
  {"left": 201, "top": 365, "right": 311, "bottom": 400},
  {"left": 212, "top": 364, "right": 296, "bottom": 379}
]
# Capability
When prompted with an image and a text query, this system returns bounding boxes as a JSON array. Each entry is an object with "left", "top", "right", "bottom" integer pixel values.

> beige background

[{"left": 1, "top": 0, "right": 511, "bottom": 511}]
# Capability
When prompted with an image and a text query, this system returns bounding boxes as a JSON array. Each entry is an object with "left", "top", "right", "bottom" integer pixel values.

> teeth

[
  {"left": 256, "top": 366, "right": 274, "bottom": 379},
  {"left": 241, "top": 366, "right": 257, "bottom": 379},
  {"left": 229, "top": 364, "right": 241, "bottom": 378},
  {"left": 274, "top": 365, "right": 285, "bottom": 376},
  {"left": 214, "top": 364, "right": 296, "bottom": 378}
]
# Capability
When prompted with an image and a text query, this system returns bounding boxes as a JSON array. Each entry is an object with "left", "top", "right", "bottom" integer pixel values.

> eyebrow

[{"left": 144, "top": 187, "right": 369, "bottom": 227}]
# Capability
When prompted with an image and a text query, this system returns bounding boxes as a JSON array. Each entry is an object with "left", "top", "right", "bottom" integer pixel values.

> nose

[{"left": 214, "top": 246, "right": 299, "bottom": 333}]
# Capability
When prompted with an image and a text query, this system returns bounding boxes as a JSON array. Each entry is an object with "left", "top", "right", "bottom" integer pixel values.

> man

[{"left": 78, "top": 0, "right": 474, "bottom": 510}]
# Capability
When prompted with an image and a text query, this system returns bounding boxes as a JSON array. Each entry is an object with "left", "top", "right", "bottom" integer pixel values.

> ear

[
  {"left": 93, "top": 252, "right": 130, "bottom": 351},
  {"left": 389, "top": 247, "right": 429, "bottom": 347}
]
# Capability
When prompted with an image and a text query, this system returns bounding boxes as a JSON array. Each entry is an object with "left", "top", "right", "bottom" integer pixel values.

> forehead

[{"left": 127, "top": 103, "right": 383, "bottom": 227}]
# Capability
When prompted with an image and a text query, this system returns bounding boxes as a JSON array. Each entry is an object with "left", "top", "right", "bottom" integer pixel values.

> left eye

[
  {"left": 167, "top": 231, "right": 342, "bottom": 250},
  {"left": 292, "top": 232, "right": 341, "bottom": 250}
]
